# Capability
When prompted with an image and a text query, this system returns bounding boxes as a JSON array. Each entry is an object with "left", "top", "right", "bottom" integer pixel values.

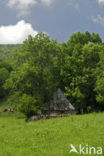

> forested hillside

[
  {"left": 0, "top": 44, "right": 20, "bottom": 60},
  {"left": 0, "top": 32, "right": 104, "bottom": 117}
]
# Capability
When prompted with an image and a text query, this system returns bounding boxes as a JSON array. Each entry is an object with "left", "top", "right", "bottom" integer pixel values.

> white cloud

[
  {"left": 0, "top": 20, "right": 38, "bottom": 44},
  {"left": 92, "top": 14, "right": 104, "bottom": 26},
  {"left": 40, "top": 0, "right": 54, "bottom": 6},
  {"left": 98, "top": 0, "right": 104, "bottom": 5},
  {"left": 7, "top": 0, "right": 54, "bottom": 16},
  {"left": 8, "top": 0, "right": 36, "bottom": 9},
  {"left": 68, "top": 0, "right": 80, "bottom": 12}
]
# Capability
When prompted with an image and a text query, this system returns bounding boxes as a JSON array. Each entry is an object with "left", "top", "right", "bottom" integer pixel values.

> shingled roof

[{"left": 45, "top": 88, "right": 75, "bottom": 111}]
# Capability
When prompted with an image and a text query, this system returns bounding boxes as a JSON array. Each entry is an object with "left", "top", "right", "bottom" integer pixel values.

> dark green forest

[{"left": 0, "top": 31, "right": 104, "bottom": 117}]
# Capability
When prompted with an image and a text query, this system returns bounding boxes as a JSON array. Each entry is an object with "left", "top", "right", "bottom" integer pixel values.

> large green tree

[
  {"left": 94, "top": 45, "right": 104, "bottom": 110},
  {"left": 56, "top": 32, "right": 102, "bottom": 112},
  {"left": 4, "top": 34, "right": 59, "bottom": 117}
]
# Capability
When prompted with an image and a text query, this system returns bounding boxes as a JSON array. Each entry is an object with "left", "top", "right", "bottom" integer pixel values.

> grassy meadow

[{"left": 0, "top": 112, "right": 103, "bottom": 156}]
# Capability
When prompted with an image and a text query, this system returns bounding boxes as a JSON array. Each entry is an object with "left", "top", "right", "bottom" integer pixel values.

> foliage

[
  {"left": 58, "top": 32, "right": 102, "bottom": 112},
  {"left": 4, "top": 34, "right": 59, "bottom": 116},
  {"left": 19, "top": 94, "right": 41, "bottom": 117},
  {"left": 1, "top": 31, "right": 104, "bottom": 116},
  {"left": 0, "top": 44, "right": 20, "bottom": 60},
  {"left": 94, "top": 46, "right": 104, "bottom": 110},
  {"left": 0, "top": 60, "right": 12, "bottom": 98}
]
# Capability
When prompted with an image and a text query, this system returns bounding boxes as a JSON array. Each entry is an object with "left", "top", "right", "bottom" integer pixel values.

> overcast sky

[{"left": 0, "top": 0, "right": 104, "bottom": 44}]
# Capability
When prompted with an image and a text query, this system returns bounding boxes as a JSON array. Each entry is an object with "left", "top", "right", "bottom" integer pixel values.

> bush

[{"left": 19, "top": 94, "right": 41, "bottom": 118}]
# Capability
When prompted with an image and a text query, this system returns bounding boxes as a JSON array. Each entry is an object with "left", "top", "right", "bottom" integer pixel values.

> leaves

[{"left": 2, "top": 31, "right": 104, "bottom": 116}]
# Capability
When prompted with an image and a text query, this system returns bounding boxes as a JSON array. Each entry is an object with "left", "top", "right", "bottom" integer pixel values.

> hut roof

[{"left": 45, "top": 88, "right": 75, "bottom": 111}]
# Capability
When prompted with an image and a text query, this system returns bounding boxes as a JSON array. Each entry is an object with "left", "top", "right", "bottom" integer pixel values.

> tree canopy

[{"left": 1, "top": 31, "right": 104, "bottom": 117}]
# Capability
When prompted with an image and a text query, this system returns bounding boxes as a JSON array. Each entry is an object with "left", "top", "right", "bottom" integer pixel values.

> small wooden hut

[{"left": 44, "top": 88, "right": 75, "bottom": 115}]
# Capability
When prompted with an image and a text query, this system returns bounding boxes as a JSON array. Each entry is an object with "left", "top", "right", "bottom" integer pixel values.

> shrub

[{"left": 19, "top": 94, "right": 41, "bottom": 118}]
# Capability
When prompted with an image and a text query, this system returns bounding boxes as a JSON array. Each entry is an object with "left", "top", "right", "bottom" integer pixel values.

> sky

[{"left": 0, "top": 0, "right": 104, "bottom": 44}]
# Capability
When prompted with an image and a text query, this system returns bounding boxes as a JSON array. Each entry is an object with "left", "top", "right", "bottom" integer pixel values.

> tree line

[{"left": 0, "top": 31, "right": 104, "bottom": 117}]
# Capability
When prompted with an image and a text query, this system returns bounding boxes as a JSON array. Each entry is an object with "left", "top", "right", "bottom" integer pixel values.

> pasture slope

[{"left": 0, "top": 113, "right": 103, "bottom": 156}]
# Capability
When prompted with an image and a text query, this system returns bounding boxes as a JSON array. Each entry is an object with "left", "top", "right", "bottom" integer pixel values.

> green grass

[{"left": 0, "top": 113, "right": 104, "bottom": 156}]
